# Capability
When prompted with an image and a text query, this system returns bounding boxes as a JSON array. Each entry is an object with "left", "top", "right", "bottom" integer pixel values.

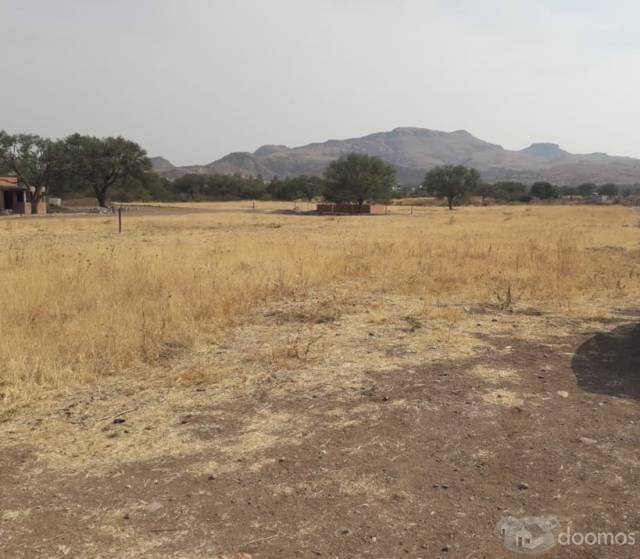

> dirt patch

[{"left": 2, "top": 299, "right": 640, "bottom": 558}]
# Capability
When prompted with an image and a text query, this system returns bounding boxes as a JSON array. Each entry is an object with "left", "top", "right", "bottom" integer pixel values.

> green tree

[
  {"left": 492, "top": 181, "right": 529, "bottom": 203},
  {"left": 0, "top": 131, "right": 66, "bottom": 212},
  {"left": 266, "top": 177, "right": 300, "bottom": 200},
  {"left": 324, "top": 153, "right": 395, "bottom": 205},
  {"left": 474, "top": 182, "right": 496, "bottom": 205},
  {"left": 62, "top": 134, "right": 151, "bottom": 207},
  {"left": 577, "top": 183, "right": 596, "bottom": 198},
  {"left": 423, "top": 165, "right": 480, "bottom": 210},
  {"left": 598, "top": 183, "right": 619, "bottom": 197},
  {"left": 296, "top": 175, "right": 325, "bottom": 201},
  {"left": 109, "top": 172, "right": 173, "bottom": 202},
  {"left": 530, "top": 181, "right": 559, "bottom": 200},
  {"left": 173, "top": 174, "right": 208, "bottom": 200}
]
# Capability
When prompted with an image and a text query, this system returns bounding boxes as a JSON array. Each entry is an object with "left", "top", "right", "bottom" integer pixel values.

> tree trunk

[
  {"left": 94, "top": 186, "right": 108, "bottom": 208},
  {"left": 30, "top": 188, "right": 45, "bottom": 213},
  {"left": 447, "top": 196, "right": 454, "bottom": 210}
]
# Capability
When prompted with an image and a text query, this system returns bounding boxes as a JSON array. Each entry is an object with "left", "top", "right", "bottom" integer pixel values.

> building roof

[{"left": 0, "top": 176, "right": 26, "bottom": 190}]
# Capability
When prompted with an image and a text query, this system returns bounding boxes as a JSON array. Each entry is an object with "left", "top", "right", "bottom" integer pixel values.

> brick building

[{"left": 0, "top": 177, "right": 47, "bottom": 215}]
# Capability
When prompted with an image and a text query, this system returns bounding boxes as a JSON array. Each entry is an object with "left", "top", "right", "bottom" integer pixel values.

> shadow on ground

[{"left": 572, "top": 323, "right": 640, "bottom": 400}]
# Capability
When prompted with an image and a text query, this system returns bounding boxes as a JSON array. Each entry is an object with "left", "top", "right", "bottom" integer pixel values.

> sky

[{"left": 2, "top": 0, "right": 640, "bottom": 165}]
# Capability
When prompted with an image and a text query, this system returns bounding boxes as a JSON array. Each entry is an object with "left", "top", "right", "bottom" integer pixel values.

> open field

[{"left": 2, "top": 204, "right": 640, "bottom": 557}]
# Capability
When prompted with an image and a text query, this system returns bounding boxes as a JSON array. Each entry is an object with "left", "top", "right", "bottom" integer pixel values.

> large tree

[
  {"left": 577, "top": 183, "right": 596, "bottom": 198},
  {"left": 492, "top": 181, "right": 528, "bottom": 203},
  {"left": 530, "top": 181, "right": 559, "bottom": 200},
  {"left": 62, "top": 134, "right": 151, "bottom": 207},
  {"left": 474, "top": 182, "right": 496, "bottom": 205},
  {"left": 324, "top": 153, "right": 395, "bottom": 205},
  {"left": 296, "top": 175, "right": 326, "bottom": 201},
  {"left": 0, "top": 132, "right": 66, "bottom": 211},
  {"left": 423, "top": 165, "right": 480, "bottom": 210}
]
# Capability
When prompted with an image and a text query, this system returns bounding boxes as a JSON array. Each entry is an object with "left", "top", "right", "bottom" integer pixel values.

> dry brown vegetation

[
  {"left": 2, "top": 202, "right": 640, "bottom": 558},
  {"left": 1, "top": 204, "right": 639, "bottom": 399}
]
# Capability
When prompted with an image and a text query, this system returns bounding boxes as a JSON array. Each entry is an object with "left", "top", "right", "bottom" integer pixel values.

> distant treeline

[
  {"left": 102, "top": 174, "right": 640, "bottom": 204},
  {"left": 126, "top": 175, "right": 638, "bottom": 204},
  {"left": 396, "top": 180, "right": 640, "bottom": 204},
  {"left": 126, "top": 173, "right": 327, "bottom": 203}
]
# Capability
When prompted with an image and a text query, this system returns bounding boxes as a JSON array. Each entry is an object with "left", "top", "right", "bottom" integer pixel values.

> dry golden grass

[{"left": 0, "top": 204, "right": 638, "bottom": 397}]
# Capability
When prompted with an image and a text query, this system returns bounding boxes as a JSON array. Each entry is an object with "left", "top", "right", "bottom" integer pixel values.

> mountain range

[{"left": 152, "top": 128, "right": 640, "bottom": 185}]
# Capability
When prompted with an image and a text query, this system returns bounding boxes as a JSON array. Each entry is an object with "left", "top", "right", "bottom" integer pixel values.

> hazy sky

[{"left": 2, "top": 0, "right": 640, "bottom": 165}]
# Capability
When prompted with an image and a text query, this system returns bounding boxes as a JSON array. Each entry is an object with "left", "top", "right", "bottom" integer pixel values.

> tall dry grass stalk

[{"left": 0, "top": 205, "right": 638, "bottom": 391}]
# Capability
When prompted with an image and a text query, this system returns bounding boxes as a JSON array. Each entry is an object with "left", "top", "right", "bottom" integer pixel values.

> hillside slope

[{"left": 154, "top": 128, "right": 640, "bottom": 185}]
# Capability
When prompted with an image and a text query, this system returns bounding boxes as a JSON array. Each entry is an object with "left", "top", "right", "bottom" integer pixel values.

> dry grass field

[
  {"left": 1, "top": 204, "right": 638, "bottom": 397},
  {"left": 2, "top": 203, "right": 640, "bottom": 558}
]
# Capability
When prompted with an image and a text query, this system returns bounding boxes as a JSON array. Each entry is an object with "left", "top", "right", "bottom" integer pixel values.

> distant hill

[{"left": 153, "top": 128, "right": 640, "bottom": 185}]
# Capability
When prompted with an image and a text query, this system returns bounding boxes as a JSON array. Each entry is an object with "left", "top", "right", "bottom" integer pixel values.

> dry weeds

[{"left": 1, "top": 204, "right": 638, "bottom": 401}]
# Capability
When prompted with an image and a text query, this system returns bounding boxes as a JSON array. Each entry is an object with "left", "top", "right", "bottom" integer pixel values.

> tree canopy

[
  {"left": 61, "top": 134, "right": 151, "bottom": 207},
  {"left": 598, "top": 183, "right": 619, "bottom": 197},
  {"left": 530, "top": 181, "right": 559, "bottom": 200},
  {"left": 267, "top": 175, "right": 326, "bottom": 201},
  {"left": 0, "top": 132, "right": 66, "bottom": 211},
  {"left": 324, "top": 153, "right": 395, "bottom": 205},
  {"left": 423, "top": 165, "right": 480, "bottom": 209},
  {"left": 577, "top": 183, "right": 596, "bottom": 197}
]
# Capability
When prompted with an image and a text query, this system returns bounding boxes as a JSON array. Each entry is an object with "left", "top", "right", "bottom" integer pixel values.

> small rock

[
  {"left": 517, "top": 482, "right": 529, "bottom": 490},
  {"left": 278, "top": 457, "right": 286, "bottom": 463},
  {"left": 112, "top": 418, "right": 126, "bottom": 425},
  {"left": 144, "top": 501, "right": 163, "bottom": 513},
  {"left": 208, "top": 474, "right": 217, "bottom": 481},
  {"left": 557, "top": 391, "right": 569, "bottom": 399},
  {"left": 578, "top": 437, "right": 598, "bottom": 445}
]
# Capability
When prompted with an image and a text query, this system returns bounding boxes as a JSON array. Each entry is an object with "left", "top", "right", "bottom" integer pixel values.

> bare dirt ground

[{"left": 2, "top": 290, "right": 639, "bottom": 558}]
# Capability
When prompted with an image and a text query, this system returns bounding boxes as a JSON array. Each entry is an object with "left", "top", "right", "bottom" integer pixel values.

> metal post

[{"left": 118, "top": 207, "right": 122, "bottom": 233}]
